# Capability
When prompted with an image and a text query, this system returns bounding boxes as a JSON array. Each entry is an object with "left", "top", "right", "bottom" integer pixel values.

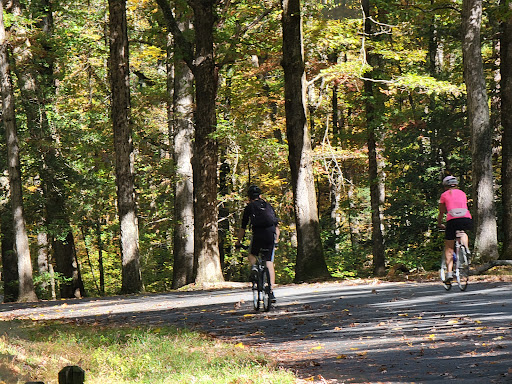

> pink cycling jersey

[{"left": 440, "top": 188, "right": 472, "bottom": 221}]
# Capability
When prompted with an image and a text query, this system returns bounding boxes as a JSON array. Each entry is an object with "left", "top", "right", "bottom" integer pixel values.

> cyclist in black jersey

[{"left": 236, "top": 185, "right": 279, "bottom": 302}]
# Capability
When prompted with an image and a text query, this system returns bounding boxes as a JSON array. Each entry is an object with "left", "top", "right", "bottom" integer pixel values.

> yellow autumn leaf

[
  {"left": 447, "top": 319, "right": 458, "bottom": 324},
  {"left": 336, "top": 355, "right": 347, "bottom": 359},
  {"left": 235, "top": 342, "right": 245, "bottom": 349},
  {"left": 428, "top": 334, "right": 436, "bottom": 340},
  {"left": 311, "top": 345, "right": 323, "bottom": 350}
]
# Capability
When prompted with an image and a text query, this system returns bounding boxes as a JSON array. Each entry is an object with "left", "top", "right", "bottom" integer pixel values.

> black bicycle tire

[
  {"left": 252, "top": 269, "right": 261, "bottom": 311},
  {"left": 252, "top": 281, "right": 260, "bottom": 310},
  {"left": 262, "top": 268, "right": 271, "bottom": 312},
  {"left": 456, "top": 247, "right": 469, "bottom": 291},
  {"left": 440, "top": 256, "right": 452, "bottom": 291}
]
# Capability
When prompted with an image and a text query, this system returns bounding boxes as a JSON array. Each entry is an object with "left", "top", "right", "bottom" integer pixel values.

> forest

[{"left": 0, "top": 0, "right": 510, "bottom": 302}]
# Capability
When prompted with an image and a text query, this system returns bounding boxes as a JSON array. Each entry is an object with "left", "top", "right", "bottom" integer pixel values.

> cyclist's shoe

[
  {"left": 444, "top": 272, "right": 453, "bottom": 284},
  {"left": 269, "top": 291, "right": 276, "bottom": 303}
]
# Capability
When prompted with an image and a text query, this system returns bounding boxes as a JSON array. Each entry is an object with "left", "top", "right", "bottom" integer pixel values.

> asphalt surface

[{"left": 0, "top": 279, "right": 511, "bottom": 383}]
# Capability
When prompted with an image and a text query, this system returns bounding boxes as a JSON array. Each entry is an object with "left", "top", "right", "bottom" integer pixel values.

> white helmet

[{"left": 442, "top": 175, "right": 458, "bottom": 186}]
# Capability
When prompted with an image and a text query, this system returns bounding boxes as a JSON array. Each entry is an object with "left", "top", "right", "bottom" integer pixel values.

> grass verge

[{"left": 0, "top": 320, "right": 296, "bottom": 384}]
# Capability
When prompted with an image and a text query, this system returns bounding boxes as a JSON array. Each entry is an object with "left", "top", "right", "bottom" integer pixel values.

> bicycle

[
  {"left": 440, "top": 230, "right": 470, "bottom": 291},
  {"left": 239, "top": 245, "right": 273, "bottom": 311}
]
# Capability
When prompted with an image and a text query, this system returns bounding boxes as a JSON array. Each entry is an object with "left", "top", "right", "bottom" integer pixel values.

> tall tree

[
  {"left": 281, "top": 0, "right": 330, "bottom": 282},
  {"left": 362, "top": 0, "right": 385, "bottom": 276},
  {"left": 501, "top": 0, "right": 512, "bottom": 260},
  {"left": 188, "top": 0, "right": 223, "bottom": 284},
  {"left": 6, "top": 0, "right": 84, "bottom": 299},
  {"left": 156, "top": 0, "right": 224, "bottom": 285},
  {"left": 109, "top": 0, "right": 143, "bottom": 293},
  {"left": 462, "top": 0, "right": 498, "bottom": 261},
  {"left": 0, "top": 0, "right": 37, "bottom": 302},
  {"left": 170, "top": 19, "right": 195, "bottom": 288}
]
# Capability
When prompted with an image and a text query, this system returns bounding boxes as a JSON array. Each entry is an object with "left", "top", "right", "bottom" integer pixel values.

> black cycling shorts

[
  {"left": 445, "top": 218, "right": 473, "bottom": 241},
  {"left": 250, "top": 226, "right": 276, "bottom": 262}
]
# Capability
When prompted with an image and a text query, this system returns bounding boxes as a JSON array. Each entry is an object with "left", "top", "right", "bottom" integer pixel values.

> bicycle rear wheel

[
  {"left": 261, "top": 268, "right": 272, "bottom": 312},
  {"left": 252, "top": 273, "right": 260, "bottom": 311},
  {"left": 456, "top": 247, "right": 469, "bottom": 291},
  {"left": 440, "top": 256, "right": 452, "bottom": 291}
]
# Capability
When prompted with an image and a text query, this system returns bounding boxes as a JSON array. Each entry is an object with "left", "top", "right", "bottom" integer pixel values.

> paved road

[{"left": 0, "top": 279, "right": 511, "bottom": 383}]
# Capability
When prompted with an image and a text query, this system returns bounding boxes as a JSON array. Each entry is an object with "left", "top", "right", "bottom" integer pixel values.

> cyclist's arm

[
  {"left": 437, "top": 202, "right": 447, "bottom": 228},
  {"left": 275, "top": 226, "right": 280, "bottom": 244}
]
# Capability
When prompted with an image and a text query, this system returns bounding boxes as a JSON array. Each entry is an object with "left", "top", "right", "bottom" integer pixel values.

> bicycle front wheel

[
  {"left": 456, "top": 247, "right": 469, "bottom": 291},
  {"left": 440, "top": 256, "right": 452, "bottom": 291},
  {"left": 262, "top": 268, "right": 272, "bottom": 312}
]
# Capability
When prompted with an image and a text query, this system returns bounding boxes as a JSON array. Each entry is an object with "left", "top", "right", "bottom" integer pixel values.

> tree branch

[
  {"left": 472, "top": 260, "right": 512, "bottom": 275},
  {"left": 155, "top": 0, "right": 194, "bottom": 68},
  {"left": 217, "top": 6, "right": 278, "bottom": 68}
]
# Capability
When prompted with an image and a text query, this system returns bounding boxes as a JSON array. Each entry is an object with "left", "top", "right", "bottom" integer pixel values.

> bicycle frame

[{"left": 440, "top": 230, "right": 470, "bottom": 291}]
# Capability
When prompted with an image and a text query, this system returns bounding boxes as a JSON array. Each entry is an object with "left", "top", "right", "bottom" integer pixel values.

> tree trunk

[
  {"left": 171, "top": 22, "right": 195, "bottom": 288},
  {"left": 281, "top": 0, "right": 330, "bottom": 282},
  {"left": 96, "top": 221, "right": 105, "bottom": 295},
  {"left": 188, "top": 0, "right": 224, "bottom": 285},
  {"left": 1, "top": 204, "right": 18, "bottom": 302},
  {"left": 0, "top": 0, "right": 37, "bottom": 302},
  {"left": 37, "top": 227, "right": 49, "bottom": 293},
  {"left": 156, "top": 0, "right": 223, "bottom": 285},
  {"left": 500, "top": 0, "right": 512, "bottom": 260},
  {"left": 109, "top": 0, "right": 143, "bottom": 293},
  {"left": 362, "top": 0, "right": 386, "bottom": 276},
  {"left": 462, "top": 0, "right": 498, "bottom": 261},
  {"left": 8, "top": 0, "right": 83, "bottom": 299}
]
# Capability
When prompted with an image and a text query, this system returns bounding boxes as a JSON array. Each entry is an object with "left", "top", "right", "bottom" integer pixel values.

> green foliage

[{"left": 0, "top": 0, "right": 503, "bottom": 298}]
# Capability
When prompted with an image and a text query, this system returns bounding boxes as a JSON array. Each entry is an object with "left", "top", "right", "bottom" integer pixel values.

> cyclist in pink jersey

[{"left": 437, "top": 176, "right": 473, "bottom": 283}]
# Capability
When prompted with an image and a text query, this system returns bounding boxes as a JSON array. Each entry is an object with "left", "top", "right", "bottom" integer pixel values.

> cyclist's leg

[
  {"left": 444, "top": 220, "right": 457, "bottom": 275},
  {"left": 444, "top": 239, "right": 455, "bottom": 274},
  {"left": 248, "top": 253, "right": 257, "bottom": 266},
  {"left": 459, "top": 231, "right": 469, "bottom": 251},
  {"left": 248, "top": 239, "right": 260, "bottom": 267},
  {"left": 458, "top": 218, "right": 473, "bottom": 253},
  {"left": 266, "top": 246, "right": 276, "bottom": 287}
]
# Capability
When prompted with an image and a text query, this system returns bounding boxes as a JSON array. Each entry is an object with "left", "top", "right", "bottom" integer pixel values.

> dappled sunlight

[{"left": 0, "top": 280, "right": 510, "bottom": 383}]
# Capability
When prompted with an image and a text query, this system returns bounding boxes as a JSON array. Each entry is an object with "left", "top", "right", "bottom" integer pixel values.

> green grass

[{"left": 0, "top": 320, "right": 296, "bottom": 384}]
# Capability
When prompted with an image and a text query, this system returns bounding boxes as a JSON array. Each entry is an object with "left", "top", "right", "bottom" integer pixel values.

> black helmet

[
  {"left": 247, "top": 185, "right": 262, "bottom": 199},
  {"left": 442, "top": 175, "right": 458, "bottom": 186}
]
